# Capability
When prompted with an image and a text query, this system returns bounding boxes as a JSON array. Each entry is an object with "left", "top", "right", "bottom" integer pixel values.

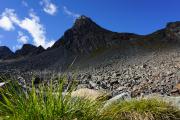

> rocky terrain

[{"left": 0, "top": 15, "right": 180, "bottom": 98}]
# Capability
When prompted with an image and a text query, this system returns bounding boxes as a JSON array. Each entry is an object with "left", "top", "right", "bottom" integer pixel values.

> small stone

[
  {"left": 34, "top": 77, "right": 42, "bottom": 84},
  {"left": 142, "top": 64, "right": 148, "bottom": 68},
  {"left": 110, "top": 80, "right": 119, "bottom": 86},
  {"left": 175, "top": 83, "right": 180, "bottom": 90},
  {"left": 89, "top": 81, "right": 97, "bottom": 88},
  {"left": 116, "top": 86, "right": 127, "bottom": 91},
  {"left": 171, "top": 88, "right": 179, "bottom": 95},
  {"left": 71, "top": 88, "right": 110, "bottom": 100}
]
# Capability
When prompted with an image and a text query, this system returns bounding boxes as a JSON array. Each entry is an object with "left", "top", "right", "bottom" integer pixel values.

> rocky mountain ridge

[
  {"left": 1, "top": 16, "right": 180, "bottom": 61},
  {"left": 14, "top": 44, "right": 45, "bottom": 58},
  {"left": 0, "top": 16, "right": 180, "bottom": 97}
]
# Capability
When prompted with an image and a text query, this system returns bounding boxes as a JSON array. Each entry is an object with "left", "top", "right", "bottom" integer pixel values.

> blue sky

[{"left": 0, "top": 0, "right": 180, "bottom": 51}]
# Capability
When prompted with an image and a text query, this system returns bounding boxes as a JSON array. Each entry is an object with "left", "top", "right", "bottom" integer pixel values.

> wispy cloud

[
  {"left": 63, "top": 6, "right": 80, "bottom": 19},
  {"left": 0, "top": 8, "right": 55, "bottom": 49},
  {"left": 40, "top": 0, "right": 57, "bottom": 15},
  {"left": 22, "top": 0, "right": 28, "bottom": 7},
  {"left": 12, "top": 44, "right": 22, "bottom": 51},
  {"left": 17, "top": 31, "right": 29, "bottom": 44},
  {"left": 0, "top": 14, "right": 15, "bottom": 31}
]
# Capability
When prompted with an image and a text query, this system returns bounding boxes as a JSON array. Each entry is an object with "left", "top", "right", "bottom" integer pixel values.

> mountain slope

[
  {"left": 0, "top": 16, "right": 180, "bottom": 97},
  {"left": 0, "top": 16, "right": 180, "bottom": 72}
]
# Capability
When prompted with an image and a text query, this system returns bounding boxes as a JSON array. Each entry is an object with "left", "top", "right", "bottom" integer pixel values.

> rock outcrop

[{"left": 52, "top": 15, "right": 139, "bottom": 54}]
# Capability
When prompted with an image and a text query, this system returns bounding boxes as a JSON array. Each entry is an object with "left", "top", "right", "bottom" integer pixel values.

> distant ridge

[
  {"left": 14, "top": 44, "right": 45, "bottom": 58},
  {"left": 0, "top": 46, "right": 14, "bottom": 60}
]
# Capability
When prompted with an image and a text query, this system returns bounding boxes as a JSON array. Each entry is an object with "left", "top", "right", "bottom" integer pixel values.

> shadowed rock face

[
  {"left": 14, "top": 44, "right": 45, "bottom": 58},
  {"left": 51, "top": 16, "right": 180, "bottom": 57},
  {"left": 52, "top": 15, "right": 109, "bottom": 54},
  {"left": 52, "top": 15, "right": 139, "bottom": 54},
  {"left": 0, "top": 46, "right": 14, "bottom": 60}
]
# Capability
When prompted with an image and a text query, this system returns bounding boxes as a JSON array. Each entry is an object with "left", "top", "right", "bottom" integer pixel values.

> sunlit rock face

[{"left": 166, "top": 21, "right": 180, "bottom": 41}]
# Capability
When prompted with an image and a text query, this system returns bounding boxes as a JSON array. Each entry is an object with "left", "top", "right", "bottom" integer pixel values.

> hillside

[{"left": 0, "top": 16, "right": 180, "bottom": 97}]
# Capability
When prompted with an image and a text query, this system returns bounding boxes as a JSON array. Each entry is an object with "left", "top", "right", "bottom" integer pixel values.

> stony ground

[
  {"left": 72, "top": 47, "right": 180, "bottom": 97},
  {"left": 2, "top": 45, "right": 179, "bottom": 99},
  {"left": 1, "top": 18, "right": 180, "bottom": 99}
]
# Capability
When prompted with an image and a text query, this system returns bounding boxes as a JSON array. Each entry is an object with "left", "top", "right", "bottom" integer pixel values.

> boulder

[
  {"left": 103, "top": 92, "right": 131, "bottom": 108},
  {"left": 71, "top": 88, "right": 110, "bottom": 100}
]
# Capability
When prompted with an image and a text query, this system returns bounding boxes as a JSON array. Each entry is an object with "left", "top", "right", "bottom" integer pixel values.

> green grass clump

[
  {"left": 101, "top": 98, "right": 180, "bottom": 120},
  {"left": 0, "top": 77, "right": 180, "bottom": 120},
  {"left": 0, "top": 79, "right": 103, "bottom": 120}
]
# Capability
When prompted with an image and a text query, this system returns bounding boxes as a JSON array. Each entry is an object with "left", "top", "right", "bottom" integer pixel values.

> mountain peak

[
  {"left": 74, "top": 15, "right": 95, "bottom": 27},
  {"left": 0, "top": 46, "right": 14, "bottom": 60},
  {"left": 77, "top": 15, "right": 90, "bottom": 20},
  {"left": 165, "top": 21, "right": 180, "bottom": 41},
  {"left": 0, "top": 46, "right": 10, "bottom": 50},
  {"left": 14, "top": 44, "right": 45, "bottom": 58},
  {"left": 52, "top": 15, "right": 109, "bottom": 53},
  {"left": 167, "top": 21, "right": 180, "bottom": 28}
]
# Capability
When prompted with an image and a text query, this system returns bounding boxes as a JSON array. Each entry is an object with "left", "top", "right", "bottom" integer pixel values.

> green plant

[
  {"left": 101, "top": 98, "right": 180, "bottom": 120},
  {"left": 0, "top": 77, "right": 180, "bottom": 120},
  {"left": 0, "top": 78, "right": 103, "bottom": 120}
]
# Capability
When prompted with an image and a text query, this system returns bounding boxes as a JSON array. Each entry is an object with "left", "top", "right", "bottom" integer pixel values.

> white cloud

[
  {"left": 18, "top": 11, "right": 55, "bottom": 48},
  {"left": 63, "top": 6, "right": 80, "bottom": 19},
  {"left": 40, "top": 0, "right": 57, "bottom": 15},
  {"left": 0, "top": 16, "right": 14, "bottom": 31},
  {"left": 0, "top": 8, "right": 55, "bottom": 49},
  {"left": 1, "top": 9, "right": 20, "bottom": 26},
  {"left": 12, "top": 44, "right": 22, "bottom": 51},
  {"left": 17, "top": 31, "right": 29, "bottom": 44}
]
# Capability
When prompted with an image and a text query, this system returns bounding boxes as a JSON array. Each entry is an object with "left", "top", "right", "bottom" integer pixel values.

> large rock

[
  {"left": 103, "top": 92, "right": 131, "bottom": 108},
  {"left": 71, "top": 88, "right": 110, "bottom": 100}
]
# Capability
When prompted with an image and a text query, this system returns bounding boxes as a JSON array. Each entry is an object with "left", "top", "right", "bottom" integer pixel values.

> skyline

[{"left": 0, "top": 0, "right": 180, "bottom": 51}]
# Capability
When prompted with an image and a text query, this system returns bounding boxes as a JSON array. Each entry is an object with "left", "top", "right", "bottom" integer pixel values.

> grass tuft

[
  {"left": 101, "top": 98, "right": 180, "bottom": 120},
  {"left": 0, "top": 77, "right": 179, "bottom": 120}
]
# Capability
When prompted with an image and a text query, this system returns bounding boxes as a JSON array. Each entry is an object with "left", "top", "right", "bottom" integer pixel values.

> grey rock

[{"left": 104, "top": 92, "right": 131, "bottom": 108}]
